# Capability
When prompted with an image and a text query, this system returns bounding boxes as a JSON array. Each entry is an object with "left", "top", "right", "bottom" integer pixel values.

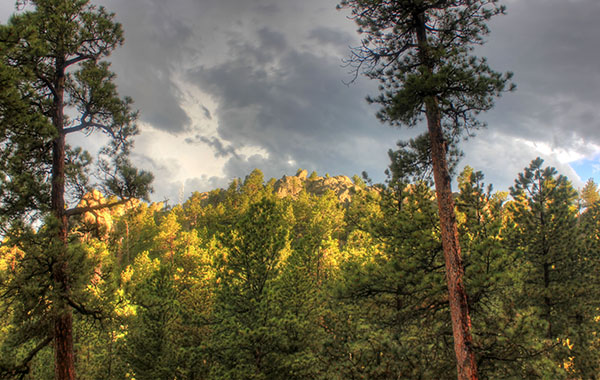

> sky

[{"left": 1, "top": 0, "right": 599, "bottom": 203}]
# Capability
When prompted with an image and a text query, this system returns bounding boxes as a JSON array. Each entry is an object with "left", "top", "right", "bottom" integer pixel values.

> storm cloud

[{"left": 1, "top": 0, "right": 599, "bottom": 202}]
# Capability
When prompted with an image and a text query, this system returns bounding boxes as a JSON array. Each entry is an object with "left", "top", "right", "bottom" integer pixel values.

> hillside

[
  {"left": 188, "top": 169, "right": 369, "bottom": 207},
  {"left": 1, "top": 163, "right": 600, "bottom": 379}
]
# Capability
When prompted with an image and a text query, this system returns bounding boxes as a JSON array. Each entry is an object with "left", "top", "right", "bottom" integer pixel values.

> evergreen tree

[
  {"left": 210, "top": 198, "right": 294, "bottom": 379},
  {"left": 580, "top": 178, "right": 600, "bottom": 210},
  {"left": 508, "top": 158, "right": 599, "bottom": 378},
  {"left": 337, "top": 1, "right": 513, "bottom": 377},
  {"left": 122, "top": 253, "right": 181, "bottom": 380},
  {"left": 456, "top": 167, "right": 537, "bottom": 378},
  {"left": 327, "top": 180, "right": 456, "bottom": 379},
  {"left": 0, "top": 1, "right": 152, "bottom": 379}
]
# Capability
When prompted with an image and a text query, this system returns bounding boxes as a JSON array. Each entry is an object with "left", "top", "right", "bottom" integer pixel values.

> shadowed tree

[
  {"left": 0, "top": 1, "right": 152, "bottom": 379},
  {"left": 507, "top": 158, "right": 600, "bottom": 378},
  {"left": 337, "top": 1, "right": 513, "bottom": 378}
]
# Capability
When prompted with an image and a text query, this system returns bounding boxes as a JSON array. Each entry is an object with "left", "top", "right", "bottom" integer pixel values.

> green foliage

[
  {"left": 387, "top": 133, "right": 463, "bottom": 185},
  {"left": 580, "top": 178, "right": 600, "bottom": 209},
  {"left": 209, "top": 199, "right": 295, "bottom": 379},
  {"left": 338, "top": 5, "right": 514, "bottom": 376},
  {"left": 0, "top": 0, "right": 153, "bottom": 210},
  {"left": 338, "top": 0, "right": 514, "bottom": 141},
  {"left": 0, "top": 1, "right": 153, "bottom": 378},
  {"left": 325, "top": 181, "right": 457, "bottom": 379},
  {"left": 0, "top": 218, "right": 121, "bottom": 379},
  {"left": 507, "top": 158, "right": 600, "bottom": 378},
  {"left": 3, "top": 162, "right": 600, "bottom": 379}
]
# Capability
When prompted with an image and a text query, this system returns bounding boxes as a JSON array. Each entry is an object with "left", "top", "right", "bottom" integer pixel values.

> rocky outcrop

[
  {"left": 187, "top": 169, "right": 367, "bottom": 207},
  {"left": 74, "top": 190, "right": 141, "bottom": 239},
  {"left": 273, "top": 170, "right": 362, "bottom": 203},
  {"left": 273, "top": 174, "right": 305, "bottom": 199}
]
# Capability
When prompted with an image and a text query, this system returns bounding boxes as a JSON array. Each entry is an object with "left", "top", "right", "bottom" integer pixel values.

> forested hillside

[
  {"left": 2, "top": 1, "right": 600, "bottom": 379},
  {"left": 1, "top": 161, "right": 599, "bottom": 379}
]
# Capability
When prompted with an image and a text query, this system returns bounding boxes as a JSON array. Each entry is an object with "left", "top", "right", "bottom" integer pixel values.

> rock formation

[{"left": 273, "top": 169, "right": 362, "bottom": 203}]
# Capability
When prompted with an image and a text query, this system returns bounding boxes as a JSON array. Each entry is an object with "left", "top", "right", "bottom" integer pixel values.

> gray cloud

[
  {"left": 201, "top": 106, "right": 213, "bottom": 120},
  {"left": 257, "top": 27, "right": 288, "bottom": 52},
  {"left": 185, "top": 135, "right": 240, "bottom": 159},
  {"left": 308, "top": 26, "right": 354, "bottom": 47},
  {"left": 99, "top": 0, "right": 196, "bottom": 133},
  {"left": 3, "top": 0, "right": 599, "bottom": 200},
  {"left": 478, "top": 0, "right": 600, "bottom": 146},
  {"left": 187, "top": 25, "right": 402, "bottom": 181}
]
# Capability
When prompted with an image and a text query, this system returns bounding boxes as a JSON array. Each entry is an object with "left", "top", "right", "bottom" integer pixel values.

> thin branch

[
  {"left": 63, "top": 121, "right": 116, "bottom": 138},
  {"left": 65, "top": 198, "right": 131, "bottom": 217},
  {"left": 0, "top": 335, "right": 53, "bottom": 380},
  {"left": 66, "top": 296, "right": 103, "bottom": 319},
  {"left": 64, "top": 54, "right": 95, "bottom": 68}
]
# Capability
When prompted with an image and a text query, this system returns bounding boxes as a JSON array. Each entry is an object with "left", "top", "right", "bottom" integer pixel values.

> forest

[
  {"left": 1, "top": 0, "right": 600, "bottom": 379},
  {"left": 1, "top": 164, "right": 600, "bottom": 379}
]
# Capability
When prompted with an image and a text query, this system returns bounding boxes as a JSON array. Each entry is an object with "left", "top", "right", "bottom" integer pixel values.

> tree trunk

[
  {"left": 414, "top": 13, "right": 479, "bottom": 380},
  {"left": 51, "top": 60, "right": 75, "bottom": 380}
]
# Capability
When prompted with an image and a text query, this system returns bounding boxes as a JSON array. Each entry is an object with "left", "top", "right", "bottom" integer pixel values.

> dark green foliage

[
  {"left": 387, "top": 133, "right": 463, "bottom": 185},
  {"left": 509, "top": 158, "right": 580, "bottom": 338},
  {"left": 210, "top": 199, "right": 296, "bottom": 379},
  {"left": 456, "top": 167, "right": 537, "bottom": 378},
  {"left": 507, "top": 158, "right": 600, "bottom": 378},
  {"left": 0, "top": 1, "right": 153, "bottom": 378},
  {"left": 338, "top": 4, "right": 515, "bottom": 377},
  {"left": 338, "top": 0, "right": 514, "bottom": 140},
  {"left": 124, "top": 262, "right": 181, "bottom": 380},
  {"left": 0, "top": 56, "right": 54, "bottom": 228},
  {"left": 327, "top": 181, "right": 457, "bottom": 379},
  {"left": 0, "top": 0, "right": 152, "bottom": 210}
]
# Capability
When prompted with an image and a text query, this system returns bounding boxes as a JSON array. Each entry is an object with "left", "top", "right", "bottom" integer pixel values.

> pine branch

[{"left": 65, "top": 198, "right": 131, "bottom": 217}]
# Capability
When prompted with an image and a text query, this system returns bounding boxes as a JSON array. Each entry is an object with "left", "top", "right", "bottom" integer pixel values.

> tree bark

[
  {"left": 414, "top": 12, "right": 479, "bottom": 380},
  {"left": 51, "top": 59, "right": 75, "bottom": 380}
]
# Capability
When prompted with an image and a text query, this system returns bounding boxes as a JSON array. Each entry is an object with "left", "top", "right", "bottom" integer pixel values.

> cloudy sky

[{"left": 2, "top": 0, "right": 599, "bottom": 203}]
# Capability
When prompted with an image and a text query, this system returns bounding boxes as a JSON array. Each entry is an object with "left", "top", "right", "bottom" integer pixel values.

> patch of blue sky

[{"left": 570, "top": 155, "right": 600, "bottom": 185}]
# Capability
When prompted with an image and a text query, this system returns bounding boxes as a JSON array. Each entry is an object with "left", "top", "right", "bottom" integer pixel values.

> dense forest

[
  {"left": 2, "top": 0, "right": 600, "bottom": 379},
  {"left": 1, "top": 163, "right": 600, "bottom": 379}
]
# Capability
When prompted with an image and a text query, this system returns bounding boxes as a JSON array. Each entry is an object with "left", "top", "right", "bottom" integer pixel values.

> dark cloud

[
  {"left": 187, "top": 25, "right": 401, "bottom": 181},
  {"left": 98, "top": 0, "right": 195, "bottom": 133},
  {"left": 257, "top": 27, "right": 288, "bottom": 52},
  {"left": 221, "top": 154, "right": 284, "bottom": 182},
  {"left": 201, "top": 106, "right": 212, "bottom": 120},
  {"left": 185, "top": 135, "right": 240, "bottom": 159},
  {"left": 4, "top": 0, "right": 599, "bottom": 199},
  {"left": 479, "top": 0, "right": 600, "bottom": 147},
  {"left": 252, "top": 3, "right": 282, "bottom": 15},
  {"left": 308, "top": 26, "right": 354, "bottom": 47}
]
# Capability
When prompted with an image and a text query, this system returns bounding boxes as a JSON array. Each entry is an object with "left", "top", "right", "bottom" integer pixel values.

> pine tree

[
  {"left": 123, "top": 253, "right": 181, "bottom": 380},
  {"left": 507, "top": 158, "right": 599, "bottom": 377},
  {"left": 210, "top": 198, "right": 294, "bottom": 379},
  {"left": 337, "top": 2, "right": 513, "bottom": 378},
  {"left": 456, "top": 167, "right": 536, "bottom": 378},
  {"left": 580, "top": 178, "right": 600, "bottom": 210},
  {"left": 0, "top": 1, "right": 152, "bottom": 379},
  {"left": 327, "top": 180, "right": 455, "bottom": 379}
]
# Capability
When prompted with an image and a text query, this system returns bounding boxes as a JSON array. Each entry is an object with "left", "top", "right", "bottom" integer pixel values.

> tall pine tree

[
  {"left": 0, "top": 1, "right": 152, "bottom": 379},
  {"left": 337, "top": 1, "right": 513, "bottom": 378}
]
